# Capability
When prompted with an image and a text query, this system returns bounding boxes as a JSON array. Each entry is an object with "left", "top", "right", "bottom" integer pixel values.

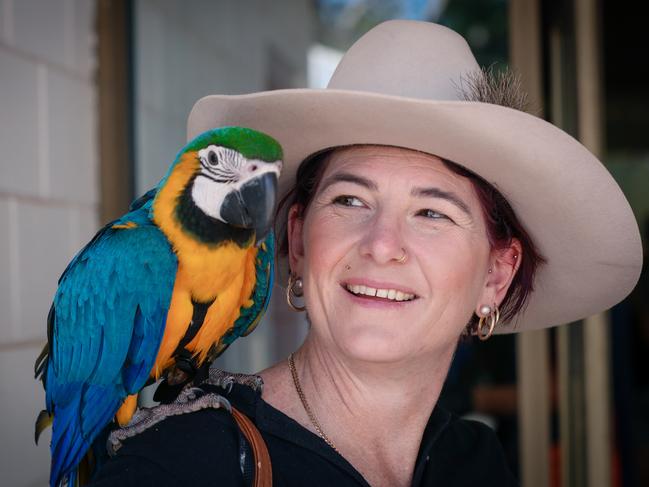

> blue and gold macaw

[{"left": 34, "top": 127, "right": 282, "bottom": 487}]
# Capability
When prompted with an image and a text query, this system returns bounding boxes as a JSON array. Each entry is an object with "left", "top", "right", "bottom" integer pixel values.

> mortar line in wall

[
  {"left": 0, "top": 39, "right": 93, "bottom": 83},
  {"left": 0, "top": 192, "right": 100, "bottom": 210},
  {"left": 0, "top": 338, "right": 47, "bottom": 353}
]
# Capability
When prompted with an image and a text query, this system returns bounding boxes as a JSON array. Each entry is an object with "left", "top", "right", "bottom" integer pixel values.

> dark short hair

[{"left": 276, "top": 147, "right": 546, "bottom": 331}]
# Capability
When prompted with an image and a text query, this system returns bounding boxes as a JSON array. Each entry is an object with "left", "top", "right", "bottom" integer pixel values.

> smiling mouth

[{"left": 344, "top": 283, "right": 417, "bottom": 302}]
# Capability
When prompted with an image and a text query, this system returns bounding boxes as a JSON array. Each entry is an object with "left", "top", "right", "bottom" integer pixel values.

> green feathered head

[
  {"left": 155, "top": 127, "right": 283, "bottom": 247},
  {"left": 184, "top": 127, "right": 283, "bottom": 162}
]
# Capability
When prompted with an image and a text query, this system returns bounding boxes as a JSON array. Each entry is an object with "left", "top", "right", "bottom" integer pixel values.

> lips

[
  {"left": 340, "top": 277, "right": 419, "bottom": 305},
  {"left": 343, "top": 283, "right": 417, "bottom": 302}
]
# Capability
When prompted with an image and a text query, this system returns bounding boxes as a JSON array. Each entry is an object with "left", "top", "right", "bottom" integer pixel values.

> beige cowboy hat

[{"left": 187, "top": 19, "right": 642, "bottom": 332}]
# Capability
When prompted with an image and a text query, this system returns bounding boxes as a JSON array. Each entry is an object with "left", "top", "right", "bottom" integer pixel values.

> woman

[
  {"left": 90, "top": 20, "right": 642, "bottom": 487},
  {"left": 259, "top": 144, "right": 529, "bottom": 486}
]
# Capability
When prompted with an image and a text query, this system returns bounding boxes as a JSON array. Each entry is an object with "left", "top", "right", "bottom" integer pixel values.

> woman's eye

[
  {"left": 418, "top": 209, "right": 450, "bottom": 221},
  {"left": 332, "top": 195, "right": 365, "bottom": 207}
]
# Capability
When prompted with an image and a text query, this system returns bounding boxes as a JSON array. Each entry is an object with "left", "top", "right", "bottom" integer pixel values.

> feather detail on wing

[{"left": 41, "top": 201, "right": 177, "bottom": 487}]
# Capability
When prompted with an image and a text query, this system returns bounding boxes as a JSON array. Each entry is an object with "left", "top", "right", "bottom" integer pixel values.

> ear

[
  {"left": 476, "top": 238, "right": 523, "bottom": 312},
  {"left": 287, "top": 204, "right": 305, "bottom": 276}
]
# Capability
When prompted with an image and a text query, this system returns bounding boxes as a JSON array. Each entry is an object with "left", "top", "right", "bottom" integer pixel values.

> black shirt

[{"left": 89, "top": 375, "right": 518, "bottom": 486}]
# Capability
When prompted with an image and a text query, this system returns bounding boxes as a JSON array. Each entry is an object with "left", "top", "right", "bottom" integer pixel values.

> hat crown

[{"left": 327, "top": 20, "right": 481, "bottom": 101}]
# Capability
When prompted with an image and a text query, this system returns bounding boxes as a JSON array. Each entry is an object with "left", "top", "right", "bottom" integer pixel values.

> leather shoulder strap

[{"left": 231, "top": 406, "right": 273, "bottom": 487}]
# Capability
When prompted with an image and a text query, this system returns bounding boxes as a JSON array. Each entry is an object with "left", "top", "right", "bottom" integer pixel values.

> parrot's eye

[{"left": 207, "top": 151, "right": 219, "bottom": 166}]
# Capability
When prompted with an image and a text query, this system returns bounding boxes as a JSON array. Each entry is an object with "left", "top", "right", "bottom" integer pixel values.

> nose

[{"left": 358, "top": 210, "right": 407, "bottom": 265}]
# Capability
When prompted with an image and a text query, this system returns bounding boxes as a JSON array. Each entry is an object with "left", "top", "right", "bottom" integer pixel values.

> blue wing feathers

[
  {"left": 45, "top": 203, "right": 177, "bottom": 486},
  {"left": 50, "top": 383, "right": 122, "bottom": 487}
]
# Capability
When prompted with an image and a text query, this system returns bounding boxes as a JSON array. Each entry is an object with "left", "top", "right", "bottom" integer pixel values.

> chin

[
  {"left": 333, "top": 327, "right": 415, "bottom": 364},
  {"left": 329, "top": 318, "right": 462, "bottom": 365}
]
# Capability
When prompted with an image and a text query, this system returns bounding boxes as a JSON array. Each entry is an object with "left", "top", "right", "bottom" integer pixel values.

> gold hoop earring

[
  {"left": 286, "top": 274, "right": 306, "bottom": 312},
  {"left": 476, "top": 304, "right": 500, "bottom": 341}
]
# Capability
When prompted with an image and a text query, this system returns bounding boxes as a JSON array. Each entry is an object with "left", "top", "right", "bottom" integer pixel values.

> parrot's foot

[
  {"left": 206, "top": 368, "right": 265, "bottom": 392},
  {"left": 108, "top": 388, "right": 231, "bottom": 455}
]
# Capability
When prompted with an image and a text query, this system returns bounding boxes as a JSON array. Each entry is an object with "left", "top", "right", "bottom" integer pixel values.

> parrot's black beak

[{"left": 220, "top": 172, "right": 278, "bottom": 242}]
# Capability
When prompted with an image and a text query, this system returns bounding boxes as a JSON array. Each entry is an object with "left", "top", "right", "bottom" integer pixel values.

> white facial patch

[{"left": 192, "top": 145, "right": 282, "bottom": 220}]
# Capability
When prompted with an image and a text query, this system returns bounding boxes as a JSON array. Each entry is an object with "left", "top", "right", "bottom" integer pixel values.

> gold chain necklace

[{"left": 288, "top": 352, "right": 339, "bottom": 453}]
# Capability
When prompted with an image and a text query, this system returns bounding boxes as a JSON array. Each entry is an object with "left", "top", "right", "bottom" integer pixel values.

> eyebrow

[
  {"left": 319, "top": 172, "right": 378, "bottom": 192},
  {"left": 320, "top": 172, "right": 472, "bottom": 217},
  {"left": 411, "top": 187, "right": 472, "bottom": 217}
]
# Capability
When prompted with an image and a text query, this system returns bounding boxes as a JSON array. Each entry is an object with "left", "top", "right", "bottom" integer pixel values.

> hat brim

[{"left": 188, "top": 88, "right": 643, "bottom": 332}]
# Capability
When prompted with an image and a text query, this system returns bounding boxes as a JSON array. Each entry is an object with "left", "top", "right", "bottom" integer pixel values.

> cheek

[
  {"left": 301, "top": 211, "right": 359, "bottom": 275},
  {"left": 416, "top": 233, "right": 490, "bottom": 315},
  {"left": 299, "top": 213, "right": 361, "bottom": 345}
]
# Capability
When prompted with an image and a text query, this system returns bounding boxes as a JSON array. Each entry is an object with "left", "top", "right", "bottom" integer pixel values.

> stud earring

[{"left": 479, "top": 304, "right": 492, "bottom": 316}]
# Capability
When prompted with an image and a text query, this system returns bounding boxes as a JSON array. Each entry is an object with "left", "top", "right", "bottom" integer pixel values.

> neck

[
  {"left": 260, "top": 333, "right": 457, "bottom": 487},
  {"left": 295, "top": 335, "right": 452, "bottom": 430},
  {"left": 278, "top": 334, "right": 455, "bottom": 487}
]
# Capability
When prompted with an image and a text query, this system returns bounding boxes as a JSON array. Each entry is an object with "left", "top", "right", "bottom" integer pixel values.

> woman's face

[{"left": 288, "top": 146, "right": 515, "bottom": 363}]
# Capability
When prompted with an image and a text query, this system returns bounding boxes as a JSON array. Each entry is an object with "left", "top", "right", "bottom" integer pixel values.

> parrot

[{"left": 33, "top": 126, "right": 283, "bottom": 487}]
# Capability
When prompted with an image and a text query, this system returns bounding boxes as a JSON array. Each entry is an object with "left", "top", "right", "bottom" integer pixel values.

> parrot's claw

[
  {"left": 216, "top": 375, "right": 235, "bottom": 394},
  {"left": 216, "top": 394, "right": 232, "bottom": 413},
  {"left": 180, "top": 387, "right": 203, "bottom": 403}
]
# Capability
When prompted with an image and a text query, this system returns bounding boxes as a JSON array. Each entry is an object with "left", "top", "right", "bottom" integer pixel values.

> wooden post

[
  {"left": 574, "top": 0, "right": 611, "bottom": 485},
  {"left": 97, "top": 0, "right": 134, "bottom": 222},
  {"left": 509, "top": 1, "right": 551, "bottom": 486}
]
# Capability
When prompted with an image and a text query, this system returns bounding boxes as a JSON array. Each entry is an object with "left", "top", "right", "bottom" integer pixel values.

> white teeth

[{"left": 346, "top": 284, "right": 415, "bottom": 301}]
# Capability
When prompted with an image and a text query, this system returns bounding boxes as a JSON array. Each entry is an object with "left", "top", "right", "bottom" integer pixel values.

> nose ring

[{"left": 396, "top": 248, "right": 407, "bottom": 264}]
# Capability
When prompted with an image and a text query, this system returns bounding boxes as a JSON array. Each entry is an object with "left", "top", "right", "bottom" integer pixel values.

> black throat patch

[{"left": 175, "top": 175, "right": 254, "bottom": 247}]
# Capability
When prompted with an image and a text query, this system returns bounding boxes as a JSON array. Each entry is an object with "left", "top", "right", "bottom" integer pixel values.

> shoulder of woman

[
  {"left": 89, "top": 406, "right": 245, "bottom": 486},
  {"left": 440, "top": 414, "right": 502, "bottom": 453},
  {"left": 427, "top": 413, "right": 518, "bottom": 486}
]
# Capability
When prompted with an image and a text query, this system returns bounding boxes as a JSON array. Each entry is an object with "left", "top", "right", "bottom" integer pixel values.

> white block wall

[
  {"left": 0, "top": 1, "right": 313, "bottom": 484},
  {"left": 0, "top": 1, "right": 99, "bottom": 485}
]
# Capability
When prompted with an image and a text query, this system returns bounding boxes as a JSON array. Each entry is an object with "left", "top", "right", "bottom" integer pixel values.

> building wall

[
  {"left": 0, "top": 1, "right": 313, "bottom": 484},
  {"left": 134, "top": 0, "right": 312, "bottom": 194},
  {"left": 0, "top": 1, "right": 99, "bottom": 485},
  {"left": 132, "top": 0, "right": 313, "bottom": 376}
]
